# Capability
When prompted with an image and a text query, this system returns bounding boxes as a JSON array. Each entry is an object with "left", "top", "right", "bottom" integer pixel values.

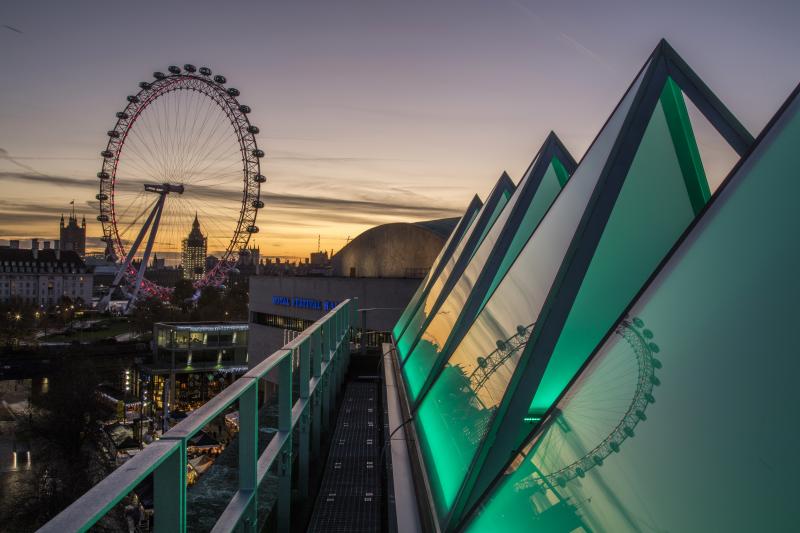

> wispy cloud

[
  {"left": 506, "top": 0, "right": 614, "bottom": 72},
  {"left": 0, "top": 170, "right": 461, "bottom": 225}
]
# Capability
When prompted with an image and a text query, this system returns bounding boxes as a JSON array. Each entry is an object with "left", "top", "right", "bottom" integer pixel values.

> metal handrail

[{"left": 39, "top": 298, "right": 358, "bottom": 533}]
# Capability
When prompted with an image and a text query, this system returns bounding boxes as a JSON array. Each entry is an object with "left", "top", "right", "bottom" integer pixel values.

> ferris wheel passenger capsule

[
  {"left": 213, "top": 75, "right": 226, "bottom": 84},
  {"left": 252, "top": 200, "right": 264, "bottom": 208},
  {"left": 168, "top": 65, "right": 181, "bottom": 74},
  {"left": 238, "top": 104, "right": 251, "bottom": 114},
  {"left": 127, "top": 95, "right": 140, "bottom": 103},
  {"left": 199, "top": 67, "right": 211, "bottom": 76},
  {"left": 254, "top": 174, "right": 266, "bottom": 183},
  {"left": 139, "top": 81, "right": 151, "bottom": 90},
  {"left": 97, "top": 214, "right": 109, "bottom": 222},
  {"left": 246, "top": 225, "right": 259, "bottom": 233},
  {"left": 252, "top": 149, "right": 265, "bottom": 158},
  {"left": 227, "top": 87, "right": 240, "bottom": 97},
  {"left": 153, "top": 71, "right": 166, "bottom": 80},
  {"left": 116, "top": 112, "right": 129, "bottom": 119},
  {"left": 97, "top": 171, "right": 110, "bottom": 180},
  {"left": 101, "top": 150, "right": 114, "bottom": 158},
  {"left": 184, "top": 64, "right": 196, "bottom": 73},
  {"left": 247, "top": 125, "right": 259, "bottom": 134},
  {"left": 107, "top": 130, "right": 120, "bottom": 138},
  {"left": 96, "top": 193, "right": 108, "bottom": 201}
]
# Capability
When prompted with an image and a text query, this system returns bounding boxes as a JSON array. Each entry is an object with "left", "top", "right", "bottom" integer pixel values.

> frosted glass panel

[
  {"left": 466, "top": 91, "right": 800, "bottom": 533},
  {"left": 397, "top": 182, "right": 512, "bottom": 360},
  {"left": 403, "top": 159, "right": 568, "bottom": 400},
  {"left": 413, "top": 67, "right": 645, "bottom": 519},
  {"left": 393, "top": 206, "right": 478, "bottom": 340}
]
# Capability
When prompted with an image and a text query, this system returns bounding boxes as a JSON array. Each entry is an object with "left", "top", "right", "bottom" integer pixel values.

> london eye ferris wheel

[{"left": 95, "top": 64, "right": 265, "bottom": 310}]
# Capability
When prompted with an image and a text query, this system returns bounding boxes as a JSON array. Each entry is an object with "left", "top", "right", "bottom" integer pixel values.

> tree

[
  {"left": 129, "top": 296, "right": 170, "bottom": 336},
  {"left": 171, "top": 278, "right": 195, "bottom": 311},
  {"left": 0, "top": 300, "right": 38, "bottom": 347},
  {"left": 17, "top": 357, "right": 121, "bottom": 528},
  {"left": 223, "top": 279, "right": 249, "bottom": 320},
  {"left": 192, "top": 286, "right": 224, "bottom": 321}
]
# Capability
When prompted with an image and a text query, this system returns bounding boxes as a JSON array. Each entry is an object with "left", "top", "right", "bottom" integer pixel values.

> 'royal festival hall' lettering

[{"left": 272, "top": 295, "right": 339, "bottom": 312}]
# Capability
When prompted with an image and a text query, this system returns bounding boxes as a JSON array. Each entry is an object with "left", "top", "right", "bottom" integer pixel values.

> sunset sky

[{"left": 0, "top": 0, "right": 797, "bottom": 260}]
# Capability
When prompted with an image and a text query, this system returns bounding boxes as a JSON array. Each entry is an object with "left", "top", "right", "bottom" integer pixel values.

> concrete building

[
  {"left": 331, "top": 218, "right": 456, "bottom": 278},
  {"left": 249, "top": 276, "right": 422, "bottom": 365},
  {"left": 143, "top": 322, "right": 249, "bottom": 412},
  {"left": 247, "top": 218, "right": 458, "bottom": 367},
  {"left": 0, "top": 247, "right": 92, "bottom": 306},
  {"left": 182, "top": 214, "right": 207, "bottom": 281}
]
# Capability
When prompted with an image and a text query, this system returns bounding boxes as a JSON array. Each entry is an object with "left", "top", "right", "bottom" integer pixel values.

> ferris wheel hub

[{"left": 143, "top": 183, "right": 185, "bottom": 195}]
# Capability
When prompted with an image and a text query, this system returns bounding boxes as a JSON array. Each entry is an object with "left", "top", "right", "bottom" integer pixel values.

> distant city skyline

[{"left": 1, "top": 0, "right": 798, "bottom": 258}]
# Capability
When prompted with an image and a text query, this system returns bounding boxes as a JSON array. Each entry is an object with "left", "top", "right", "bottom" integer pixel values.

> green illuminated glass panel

[
  {"left": 403, "top": 158, "right": 569, "bottom": 400},
  {"left": 413, "top": 69, "right": 645, "bottom": 519},
  {"left": 397, "top": 184, "right": 512, "bottom": 360},
  {"left": 393, "top": 206, "right": 479, "bottom": 340},
  {"left": 466, "top": 89, "right": 800, "bottom": 533},
  {"left": 529, "top": 79, "right": 708, "bottom": 415}
]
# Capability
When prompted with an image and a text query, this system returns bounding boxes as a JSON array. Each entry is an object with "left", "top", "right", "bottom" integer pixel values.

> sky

[{"left": 0, "top": 0, "right": 798, "bottom": 261}]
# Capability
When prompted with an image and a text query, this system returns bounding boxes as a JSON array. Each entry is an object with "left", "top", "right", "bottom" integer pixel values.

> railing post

[
  {"left": 239, "top": 379, "right": 258, "bottom": 492},
  {"left": 298, "top": 339, "right": 311, "bottom": 499},
  {"left": 360, "top": 308, "right": 367, "bottom": 355},
  {"left": 154, "top": 441, "right": 186, "bottom": 533},
  {"left": 277, "top": 356, "right": 292, "bottom": 532},
  {"left": 321, "top": 373, "right": 330, "bottom": 433},
  {"left": 346, "top": 300, "right": 354, "bottom": 369},
  {"left": 328, "top": 318, "right": 337, "bottom": 422},
  {"left": 311, "top": 329, "right": 322, "bottom": 459},
  {"left": 239, "top": 380, "right": 257, "bottom": 533},
  {"left": 312, "top": 386, "right": 321, "bottom": 461},
  {"left": 312, "top": 329, "right": 322, "bottom": 378},
  {"left": 321, "top": 324, "right": 330, "bottom": 363}
]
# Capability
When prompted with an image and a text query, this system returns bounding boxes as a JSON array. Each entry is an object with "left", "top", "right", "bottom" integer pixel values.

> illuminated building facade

[{"left": 181, "top": 213, "right": 207, "bottom": 281}]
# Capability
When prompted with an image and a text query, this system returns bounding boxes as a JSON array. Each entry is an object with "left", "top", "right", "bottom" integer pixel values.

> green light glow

[
  {"left": 467, "top": 85, "right": 798, "bottom": 533},
  {"left": 529, "top": 78, "right": 707, "bottom": 415}
]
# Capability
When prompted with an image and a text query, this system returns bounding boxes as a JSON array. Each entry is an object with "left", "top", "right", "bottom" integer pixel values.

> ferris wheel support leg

[
  {"left": 125, "top": 195, "right": 167, "bottom": 314},
  {"left": 98, "top": 200, "right": 161, "bottom": 311}
]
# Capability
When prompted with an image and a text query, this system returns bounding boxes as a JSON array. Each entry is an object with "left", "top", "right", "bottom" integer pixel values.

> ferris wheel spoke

[
  {"left": 194, "top": 104, "right": 236, "bottom": 164},
  {"left": 131, "top": 104, "right": 167, "bottom": 178},
  {"left": 182, "top": 111, "right": 232, "bottom": 181},
  {"left": 181, "top": 94, "right": 219, "bottom": 175},
  {"left": 121, "top": 137, "right": 165, "bottom": 182},
  {"left": 175, "top": 90, "right": 197, "bottom": 178},
  {"left": 137, "top": 111, "right": 171, "bottom": 180},
  {"left": 150, "top": 96, "right": 172, "bottom": 179},
  {"left": 190, "top": 163, "right": 244, "bottom": 189},
  {"left": 186, "top": 197, "right": 235, "bottom": 246}
]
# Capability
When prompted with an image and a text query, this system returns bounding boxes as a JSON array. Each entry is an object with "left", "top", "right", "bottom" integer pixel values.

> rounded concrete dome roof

[{"left": 331, "top": 217, "right": 458, "bottom": 278}]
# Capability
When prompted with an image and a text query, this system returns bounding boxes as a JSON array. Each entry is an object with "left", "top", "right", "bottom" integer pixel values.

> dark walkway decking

[{"left": 306, "top": 380, "right": 383, "bottom": 533}]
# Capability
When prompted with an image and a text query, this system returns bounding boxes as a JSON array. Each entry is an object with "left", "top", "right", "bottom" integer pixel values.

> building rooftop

[{"left": 0, "top": 248, "right": 86, "bottom": 268}]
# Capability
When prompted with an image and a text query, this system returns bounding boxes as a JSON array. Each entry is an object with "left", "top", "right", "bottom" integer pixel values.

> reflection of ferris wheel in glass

[
  {"left": 96, "top": 64, "right": 264, "bottom": 311},
  {"left": 469, "top": 322, "right": 536, "bottom": 400},
  {"left": 515, "top": 317, "right": 661, "bottom": 492}
]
